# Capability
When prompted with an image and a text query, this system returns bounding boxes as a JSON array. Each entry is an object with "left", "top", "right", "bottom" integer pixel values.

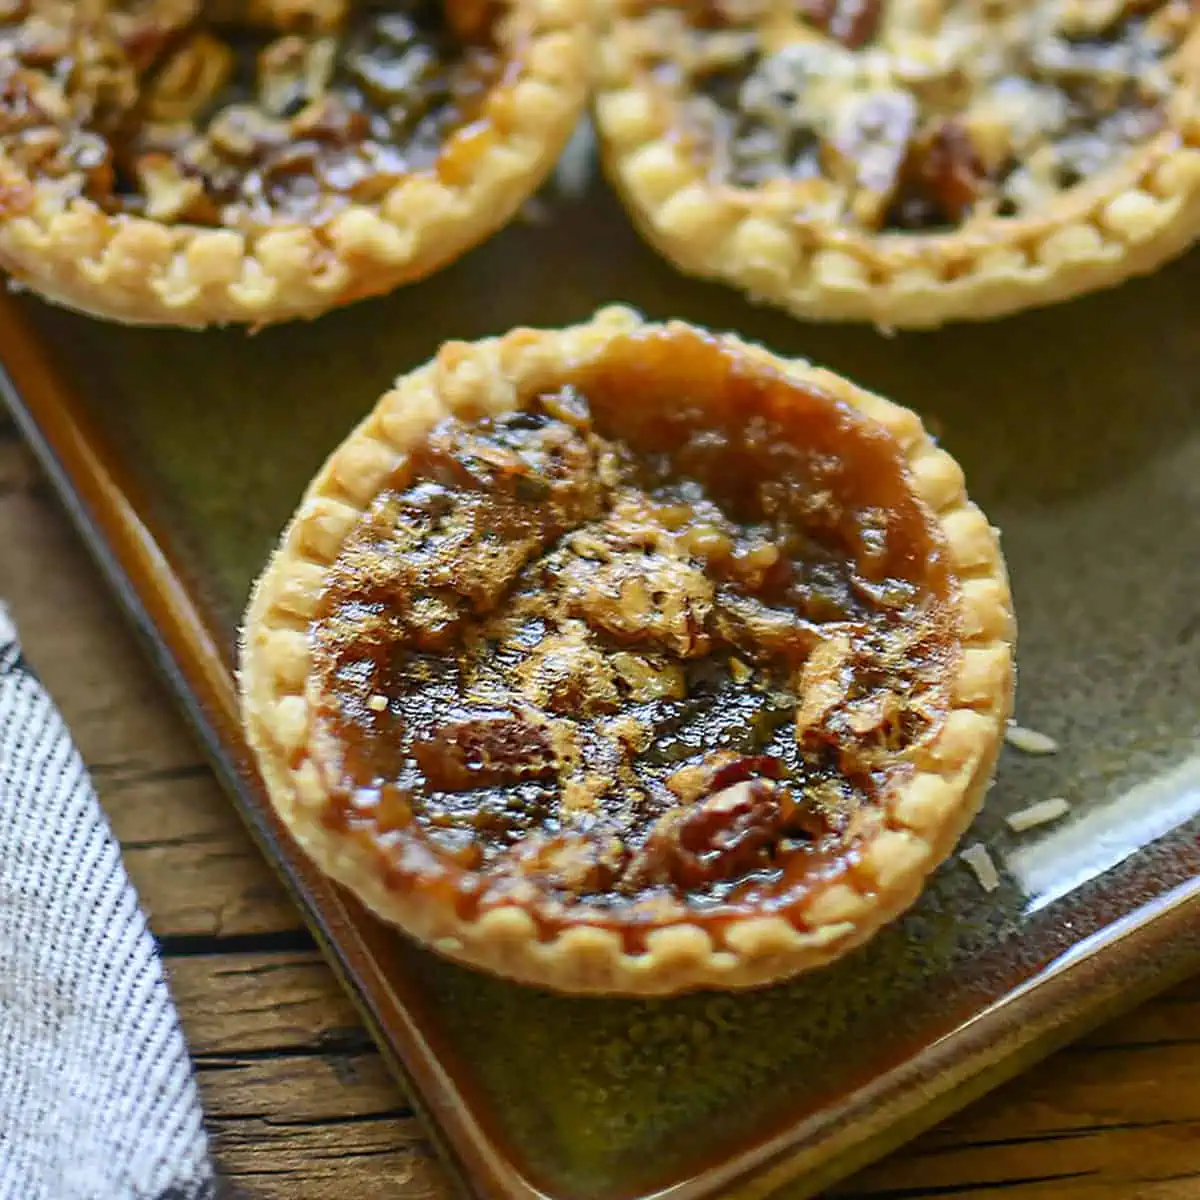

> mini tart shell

[
  {"left": 592, "top": 2, "right": 1200, "bottom": 329},
  {"left": 0, "top": 0, "right": 589, "bottom": 329},
  {"left": 238, "top": 306, "right": 1016, "bottom": 996}
]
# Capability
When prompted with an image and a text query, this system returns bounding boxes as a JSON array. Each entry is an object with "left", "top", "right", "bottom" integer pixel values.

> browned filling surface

[
  {"left": 0, "top": 0, "right": 502, "bottom": 228},
  {"left": 636, "top": 0, "right": 1192, "bottom": 232},
  {"left": 311, "top": 332, "right": 956, "bottom": 926}
]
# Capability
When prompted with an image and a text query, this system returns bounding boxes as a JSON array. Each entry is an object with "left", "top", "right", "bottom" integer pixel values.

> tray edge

[{"left": 3, "top": 295, "right": 1199, "bottom": 1200}]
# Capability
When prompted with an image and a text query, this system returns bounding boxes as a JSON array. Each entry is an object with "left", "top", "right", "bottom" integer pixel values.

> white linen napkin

[{"left": 0, "top": 607, "right": 215, "bottom": 1200}]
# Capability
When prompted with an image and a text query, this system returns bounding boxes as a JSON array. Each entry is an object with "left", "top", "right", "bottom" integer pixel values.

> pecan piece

[
  {"left": 290, "top": 94, "right": 370, "bottom": 142},
  {"left": 712, "top": 591, "right": 820, "bottom": 665},
  {"left": 636, "top": 779, "right": 786, "bottom": 890},
  {"left": 207, "top": 103, "right": 289, "bottom": 159},
  {"left": 412, "top": 706, "right": 557, "bottom": 792},
  {"left": 897, "top": 118, "right": 988, "bottom": 228},
  {"left": 800, "top": 0, "right": 884, "bottom": 49},
  {"left": 513, "top": 831, "right": 629, "bottom": 896},
  {"left": 825, "top": 90, "right": 919, "bottom": 226},
  {"left": 0, "top": 67, "right": 53, "bottom": 136},
  {"left": 136, "top": 152, "right": 213, "bottom": 221},
  {"left": 795, "top": 631, "right": 853, "bottom": 735},
  {"left": 666, "top": 752, "right": 784, "bottom": 804},
  {"left": 207, "top": 0, "right": 348, "bottom": 34},
  {"left": 923, "top": 120, "right": 987, "bottom": 217},
  {"left": 568, "top": 555, "right": 714, "bottom": 658},
  {"left": 258, "top": 34, "right": 337, "bottom": 118},
  {"left": 11, "top": 127, "right": 63, "bottom": 175},
  {"left": 145, "top": 32, "right": 233, "bottom": 123},
  {"left": 445, "top": 0, "right": 494, "bottom": 44},
  {"left": 516, "top": 630, "right": 622, "bottom": 715},
  {"left": 535, "top": 385, "right": 592, "bottom": 431},
  {"left": 708, "top": 753, "right": 786, "bottom": 791},
  {"left": 13, "top": 17, "right": 70, "bottom": 68},
  {"left": 66, "top": 131, "right": 114, "bottom": 194}
]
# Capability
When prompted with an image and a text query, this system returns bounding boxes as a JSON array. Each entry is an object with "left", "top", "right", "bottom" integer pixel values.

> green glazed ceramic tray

[{"left": 3, "top": 163, "right": 1200, "bottom": 1200}]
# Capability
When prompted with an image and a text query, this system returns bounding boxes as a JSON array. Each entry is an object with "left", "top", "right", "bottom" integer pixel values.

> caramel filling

[
  {"left": 0, "top": 0, "right": 501, "bottom": 228},
  {"left": 640, "top": 0, "right": 1191, "bottom": 231},
  {"left": 308, "top": 333, "right": 957, "bottom": 930}
]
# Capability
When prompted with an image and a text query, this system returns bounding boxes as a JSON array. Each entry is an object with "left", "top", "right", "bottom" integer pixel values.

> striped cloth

[{"left": 0, "top": 607, "right": 215, "bottom": 1200}]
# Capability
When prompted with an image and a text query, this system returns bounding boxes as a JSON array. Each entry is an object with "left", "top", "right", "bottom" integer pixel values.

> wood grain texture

[{"left": 2, "top": 421, "right": 1198, "bottom": 1200}]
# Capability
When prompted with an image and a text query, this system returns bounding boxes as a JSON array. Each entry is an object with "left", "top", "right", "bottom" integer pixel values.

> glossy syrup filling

[
  {"left": 0, "top": 0, "right": 502, "bottom": 229},
  {"left": 643, "top": 0, "right": 1191, "bottom": 232},
  {"left": 310, "top": 330, "right": 957, "bottom": 932}
]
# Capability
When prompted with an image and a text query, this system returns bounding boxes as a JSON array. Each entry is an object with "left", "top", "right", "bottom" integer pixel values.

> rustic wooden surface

[{"left": 2, "top": 416, "right": 1199, "bottom": 1200}]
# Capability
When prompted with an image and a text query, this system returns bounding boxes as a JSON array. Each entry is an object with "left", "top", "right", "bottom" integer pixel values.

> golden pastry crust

[
  {"left": 239, "top": 306, "right": 1015, "bottom": 995},
  {"left": 593, "top": 0, "right": 1200, "bottom": 328},
  {"left": 0, "top": 0, "right": 589, "bottom": 328}
]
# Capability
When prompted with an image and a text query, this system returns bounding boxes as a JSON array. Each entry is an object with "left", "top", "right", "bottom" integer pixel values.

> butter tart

[
  {"left": 593, "top": 0, "right": 1200, "bottom": 327},
  {"left": 0, "top": 0, "right": 588, "bottom": 327},
  {"left": 239, "top": 307, "right": 1015, "bottom": 995}
]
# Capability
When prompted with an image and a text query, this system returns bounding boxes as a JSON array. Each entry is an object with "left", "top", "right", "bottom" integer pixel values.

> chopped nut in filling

[
  {"left": 310, "top": 337, "right": 957, "bottom": 921},
  {"left": 636, "top": 0, "right": 1192, "bottom": 231},
  {"left": 0, "top": 0, "right": 502, "bottom": 228}
]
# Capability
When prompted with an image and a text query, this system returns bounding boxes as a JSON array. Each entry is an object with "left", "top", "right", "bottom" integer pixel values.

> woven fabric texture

[{"left": 0, "top": 607, "right": 215, "bottom": 1200}]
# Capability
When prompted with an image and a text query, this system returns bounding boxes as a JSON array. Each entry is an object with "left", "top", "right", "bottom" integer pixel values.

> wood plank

[
  {"left": 167, "top": 951, "right": 362, "bottom": 1055},
  {"left": 167, "top": 951, "right": 445, "bottom": 1198},
  {"left": 213, "top": 1113, "right": 443, "bottom": 1200},
  {"left": 0, "top": 434, "right": 300, "bottom": 937}
]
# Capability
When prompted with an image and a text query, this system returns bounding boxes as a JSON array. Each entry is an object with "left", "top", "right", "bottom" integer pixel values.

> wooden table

[{"left": 3, "top": 416, "right": 1198, "bottom": 1200}]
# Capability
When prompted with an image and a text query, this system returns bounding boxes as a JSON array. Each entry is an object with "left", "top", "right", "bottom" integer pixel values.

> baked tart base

[
  {"left": 239, "top": 307, "right": 1015, "bottom": 995},
  {"left": 593, "top": 0, "right": 1200, "bottom": 328},
  {"left": 0, "top": 0, "right": 589, "bottom": 328}
]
